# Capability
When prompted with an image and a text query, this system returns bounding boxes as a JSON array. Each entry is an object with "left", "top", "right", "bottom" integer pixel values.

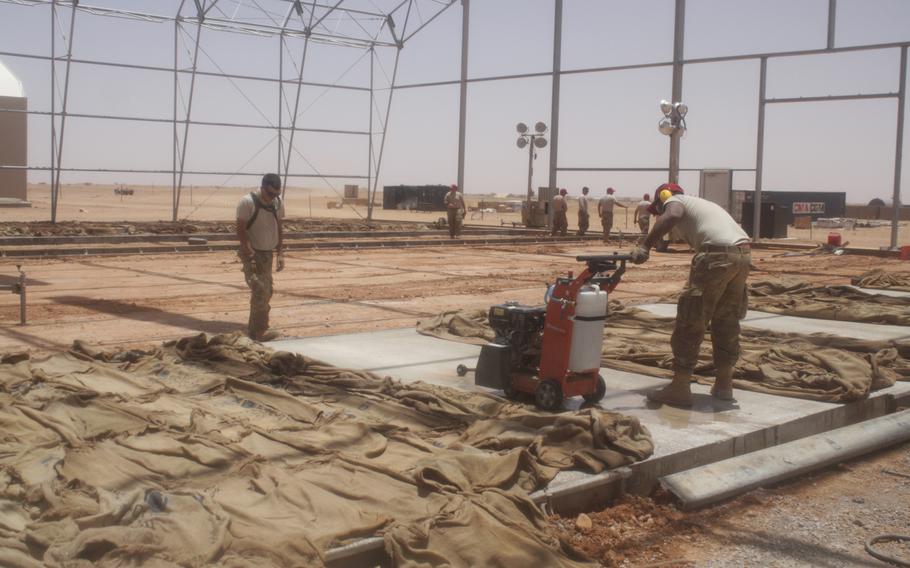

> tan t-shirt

[
  {"left": 599, "top": 195, "right": 616, "bottom": 215},
  {"left": 552, "top": 194, "right": 567, "bottom": 213},
  {"left": 578, "top": 195, "right": 589, "bottom": 215},
  {"left": 635, "top": 200, "right": 651, "bottom": 222},
  {"left": 444, "top": 191, "right": 465, "bottom": 210},
  {"left": 237, "top": 192, "right": 285, "bottom": 252},
  {"left": 664, "top": 194, "right": 749, "bottom": 250}
]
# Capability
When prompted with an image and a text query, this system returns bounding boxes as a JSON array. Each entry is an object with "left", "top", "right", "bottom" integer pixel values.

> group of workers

[
  {"left": 551, "top": 186, "right": 653, "bottom": 241},
  {"left": 237, "top": 174, "right": 750, "bottom": 410}
]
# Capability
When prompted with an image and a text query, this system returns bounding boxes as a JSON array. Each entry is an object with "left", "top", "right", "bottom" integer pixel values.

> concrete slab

[
  {"left": 269, "top": 325, "right": 910, "bottom": 511},
  {"left": 851, "top": 285, "right": 910, "bottom": 298},
  {"left": 638, "top": 303, "right": 910, "bottom": 341}
]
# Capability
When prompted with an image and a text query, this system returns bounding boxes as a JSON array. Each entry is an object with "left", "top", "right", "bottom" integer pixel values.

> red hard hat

[{"left": 647, "top": 183, "right": 684, "bottom": 215}]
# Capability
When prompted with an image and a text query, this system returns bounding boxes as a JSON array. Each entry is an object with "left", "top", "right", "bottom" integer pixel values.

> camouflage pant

[
  {"left": 601, "top": 212, "right": 614, "bottom": 240},
  {"left": 577, "top": 212, "right": 589, "bottom": 236},
  {"left": 551, "top": 211, "right": 568, "bottom": 236},
  {"left": 241, "top": 250, "right": 273, "bottom": 338},
  {"left": 447, "top": 209, "right": 463, "bottom": 238},
  {"left": 671, "top": 247, "right": 751, "bottom": 373}
]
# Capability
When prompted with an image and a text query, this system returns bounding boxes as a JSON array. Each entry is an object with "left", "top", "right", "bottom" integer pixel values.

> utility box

[
  {"left": 741, "top": 202, "right": 788, "bottom": 238},
  {"left": 699, "top": 169, "right": 732, "bottom": 212},
  {"left": 522, "top": 186, "right": 556, "bottom": 228}
]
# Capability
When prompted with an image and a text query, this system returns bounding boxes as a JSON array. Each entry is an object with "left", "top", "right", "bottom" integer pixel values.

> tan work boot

[
  {"left": 647, "top": 372, "right": 693, "bottom": 408},
  {"left": 711, "top": 365, "right": 735, "bottom": 400}
]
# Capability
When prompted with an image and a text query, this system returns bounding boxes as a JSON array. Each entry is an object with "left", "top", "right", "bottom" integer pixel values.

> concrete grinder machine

[{"left": 458, "top": 254, "right": 632, "bottom": 411}]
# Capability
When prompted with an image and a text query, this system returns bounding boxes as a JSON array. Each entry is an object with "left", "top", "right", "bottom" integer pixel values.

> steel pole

[
  {"left": 172, "top": 15, "right": 179, "bottom": 220},
  {"left": 49, "top": 0, "right": 56, "bottom": 223},
  {"left": 456, "top": 0, "right": 469, "bottom": 193},
  {"left": 890, "top": 46, "right": 907, "bottom": 250},
  {"left": 827, "top": 0, "right": 836, "bottom": 50},
  {"left": 51, "top": 0, "right": 78, "bottom": 225},
  {"left": 367, "top": 46, "right": 374, "bottom": 209},
  {"left": 668, "top": 0, "right": 685, "bottom": 184},
  {"left": 175, "top": 17, "right": 204, "bottom": 220},
  {"left": 278, "top": 33, "right": 284, "bottom": 174},
  {"left": 527, "top": 135, "right": 534, "bottom": 210},
  {"left": 368, "top": 46, "right": 402, "bottom": 221},
  {"left": 753, "top": 57, "right": 767, "bottom": 240},
  {"left": 547, "top": 0, "right": 562, "bottom": 193}
]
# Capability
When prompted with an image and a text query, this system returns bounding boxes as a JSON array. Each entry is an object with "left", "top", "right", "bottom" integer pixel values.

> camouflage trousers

[
  {"left": 671, "top": 247, "right": 751, "bottom": 373},
  {"left": 551, "top": 211, "right": 568, "bottom": 236},
  {"left": 241, "top": 250, "right": 273, "bottom": 338},
  {"left": 447, "top": 209, "right": 463, "bottom": 238},
  {"left": 601, "top": 212, "right": 614, "bottom": 240},
  {"left": 577, "top": 212, "right": 590, "bottom": 236}
]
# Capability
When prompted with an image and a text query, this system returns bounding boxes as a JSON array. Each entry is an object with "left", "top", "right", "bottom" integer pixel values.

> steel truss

[
  {"left": 0, "top": 0, "right": 907, "bottom": 245},
  {"left": 0, "top": 0, "right": 456, "bottom": 222}
]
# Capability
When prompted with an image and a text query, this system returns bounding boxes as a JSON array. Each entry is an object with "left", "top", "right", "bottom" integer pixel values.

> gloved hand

[
  {"left": 630, "top": 245, "right": 650, "bottom": 265},
  {"left": 276, "top": 251, "right": 285, "bottom": 272}
]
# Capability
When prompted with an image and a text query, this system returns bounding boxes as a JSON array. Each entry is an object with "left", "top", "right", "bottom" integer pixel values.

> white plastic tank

[{"left": 567, "top": 284, "right": 608, "bottom": 372}]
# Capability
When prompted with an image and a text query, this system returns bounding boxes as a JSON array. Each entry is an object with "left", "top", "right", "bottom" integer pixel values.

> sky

[{"left": 1, "top": 0, "right": 909, "bottom": 210}]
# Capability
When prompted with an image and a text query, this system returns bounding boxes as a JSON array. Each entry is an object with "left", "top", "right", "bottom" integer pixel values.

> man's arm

[
  {"left": 236, "top": 219, "right": 254, "bottom": 257},
  {"left": 642, "top": 201, "right": 684, "bottom": 250}
]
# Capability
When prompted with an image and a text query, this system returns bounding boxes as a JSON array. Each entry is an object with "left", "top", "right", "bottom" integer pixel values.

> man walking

[
  {"left": 444, "top": 184, "right": 466, "bottom": 238},
  {"left": 236, "top": 173, "right": 285, "bottom": 341},
  {"left": 635, "top": 193, "right": 652, "bottom": 234},
  {"left": 577, "top": 186, "right": 590, "bottom": 236},
  {"left": 598, "top": 187, "right": 627, "bottom": 243},
  {"left": 630, "top": 183, "right": 751, "bottom": 407},
  {"left": 551, "top": 188, "right": 568, "bottom": 236}
]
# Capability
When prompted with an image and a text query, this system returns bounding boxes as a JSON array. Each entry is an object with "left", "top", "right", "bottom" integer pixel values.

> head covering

[
  {"left": 559, "top": 188, "right": 568, "bottom": 195},
  {"left": 647, "top": 183, "right": 684, "bottom": 215},
  {"left": 449, "top": 184, "right": 457, "bottom": 191},
  {"left": 643, "top": 193, "right": 650, "bottom": 201},
  {"left": 606, "top": 187, "right": 615, "bottom": 194}
]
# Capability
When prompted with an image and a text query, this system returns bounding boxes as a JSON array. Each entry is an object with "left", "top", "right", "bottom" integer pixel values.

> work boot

[
  {"left": 647, "top": 373, "right": 693, "bottom": 408},
  {"left": 711, "top": 365, "right": 735, "bottom": 400}
]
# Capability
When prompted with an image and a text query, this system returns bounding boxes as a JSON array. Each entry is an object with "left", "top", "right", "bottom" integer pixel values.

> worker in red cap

[
  {"left": 444, "top": 183, "right": 466, "bottom": 238},
  {"left": 551, "top": 188, "right": 568, "bottom": 237},
  {"left": 631, "top": 182, "right": 751, "bottom": 408},
  {"left": 598, "top": 187, "right": 627, "bottom": 243},
  {"left": 634, "top": 192, "right": 652, "bottom": 235}
]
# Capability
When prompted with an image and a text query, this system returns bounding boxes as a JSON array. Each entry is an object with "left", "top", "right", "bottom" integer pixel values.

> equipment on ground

[{"left": 467, "top": 254, "right": 632, "bottom": 411}]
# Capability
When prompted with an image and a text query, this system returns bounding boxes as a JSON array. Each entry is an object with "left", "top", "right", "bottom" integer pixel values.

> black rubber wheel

[
  {"left": 456, "top": 364, "right": 468, "bottom": 377},
  {"left": 502, "top": 377, "right": 519, "bottom": 400},
  {"left": 535, "top": 379, "right": 563, "bottom": 411},
  {"left": 582, "top": 375, "right": 607, "bottom": 405}
]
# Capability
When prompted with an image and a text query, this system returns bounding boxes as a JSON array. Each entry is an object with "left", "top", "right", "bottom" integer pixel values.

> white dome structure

[
  {"left": 0, "top": 59, "right": 24, "bottom": 98},
  {"left": 0, "top": 57, "right": 28, "bottom": 204}
]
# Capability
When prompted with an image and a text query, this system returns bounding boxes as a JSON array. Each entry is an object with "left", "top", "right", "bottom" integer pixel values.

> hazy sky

[{"left": 1, "top": 0, "right": 909, "bottom": 209}]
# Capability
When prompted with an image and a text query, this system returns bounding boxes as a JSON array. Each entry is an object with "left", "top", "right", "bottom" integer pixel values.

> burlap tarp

[
  {"left": 0, "top": 333, "right": 653, "bottom": 567},
  {"left": 746, "top": 280, "right": 910, "bottom": 326},
  {"left": 851, "top": 269, "right": 910, "bottom": 293},
  {"left": 417, "top": 304, "right": 910, "bottom": 403}
]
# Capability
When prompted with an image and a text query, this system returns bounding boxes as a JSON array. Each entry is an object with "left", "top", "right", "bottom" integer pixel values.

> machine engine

[{"left": 488, "top": 301, "right": 545, "bottom": 372}]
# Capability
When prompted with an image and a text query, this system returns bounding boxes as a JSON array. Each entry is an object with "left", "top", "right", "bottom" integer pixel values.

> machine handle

[{"left": 576, "top": 253, "right": 634, "bottom": 262}]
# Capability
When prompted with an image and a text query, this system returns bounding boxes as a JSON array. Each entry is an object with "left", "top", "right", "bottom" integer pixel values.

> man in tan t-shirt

[
  {"left": 577, "top": 186, "right": 590, "bottom": 236},
  {"left": 444, "top": 184, "right": 466, "bottom": 238},
  {"left": 631, "top": 183, "right": 751, "bottom": 408},
  {"left": 551, "top": 188, "right": 568, "bottom": 236},
  {"left": 236, "top": 173, "right": 285, "bottom": 341},
  {"left": 634, "top": 193, "right": 652, "bottom": 234},
  {"left": 598, "top": 187, "right": 627, "bottom": 243}
]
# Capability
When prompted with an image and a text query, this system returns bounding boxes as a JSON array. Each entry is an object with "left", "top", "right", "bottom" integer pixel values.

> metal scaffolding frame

[
  {"left": 0, "top": 0, "right": 907, "bottom": 245},
  {"left": 0, "top": 0, "right": 456, "bottom": 222}
]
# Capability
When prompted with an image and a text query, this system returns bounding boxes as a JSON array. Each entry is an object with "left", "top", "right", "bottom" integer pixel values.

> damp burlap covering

[
  {"left": 418, "top": 304, "right": 910, "bottom": 403},
  {"left": 0, "top": 333, "right": 653, "bottom": 568},
  {"left": 745, "top": 279, "right": 910, "bottom": 326},
  {"left": 851, "top": 269, "right": 910, "bottom": 293}
]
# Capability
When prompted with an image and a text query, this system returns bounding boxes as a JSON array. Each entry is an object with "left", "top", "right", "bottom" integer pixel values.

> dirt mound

[{"left": 0, "top": 219, "right": 429, "bottom": 237}]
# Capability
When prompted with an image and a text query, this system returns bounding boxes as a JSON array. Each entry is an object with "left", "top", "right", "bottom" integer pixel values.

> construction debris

[{"left": 852, "top": 269, "right": 910, "bottom": 292}]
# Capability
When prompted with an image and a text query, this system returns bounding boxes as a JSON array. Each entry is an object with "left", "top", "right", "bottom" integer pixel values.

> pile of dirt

[
  {"left": 551, "top": 495, "right": 691, "bottom": 567},
  {"left": 0, "top": 219, "right": 431, "bottom": 237}
]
